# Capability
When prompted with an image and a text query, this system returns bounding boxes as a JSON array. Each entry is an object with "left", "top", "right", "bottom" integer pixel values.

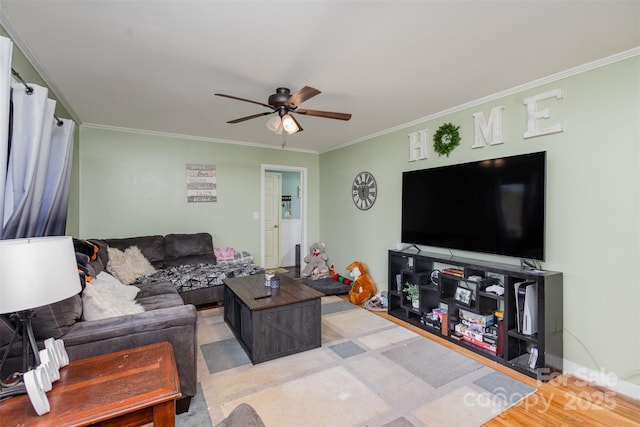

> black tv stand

[{"left": 388, "top": 249, "right": 563, "bottom": 381}]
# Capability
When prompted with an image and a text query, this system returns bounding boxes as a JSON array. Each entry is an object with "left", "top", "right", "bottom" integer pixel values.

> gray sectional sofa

[
  {"left": 103, "top": 233, "right": 262, "bottom": 307},
  {"left": 0, "top": 232, "right": 261, "bottom": 414}
]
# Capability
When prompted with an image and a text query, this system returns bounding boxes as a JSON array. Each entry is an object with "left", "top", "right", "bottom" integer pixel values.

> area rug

[{"left": 177, "top": 296, "right": 535, "bottom": 427}]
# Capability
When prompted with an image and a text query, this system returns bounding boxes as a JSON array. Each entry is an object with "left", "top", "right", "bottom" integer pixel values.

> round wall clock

[{"left": 352, "top": 171, "right": 377, "bottom": 210}]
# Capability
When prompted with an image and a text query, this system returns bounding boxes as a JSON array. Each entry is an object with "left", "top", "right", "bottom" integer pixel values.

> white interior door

[{"left": 264, "top": 172, "right": 281, "bottom": 268}]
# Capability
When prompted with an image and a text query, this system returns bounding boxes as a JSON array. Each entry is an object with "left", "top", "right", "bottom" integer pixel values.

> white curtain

[
  {"left": 0, "top": 37, "right": 12, "bottom": 238},
  {"left": 0, "top": 36, "right": 75, "bottom": 239},
  {"left": 37, "top": 117, "right": 75, "bottom": 236}
]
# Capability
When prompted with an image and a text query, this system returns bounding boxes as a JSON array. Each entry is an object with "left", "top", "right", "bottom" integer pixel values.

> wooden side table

[{"left": 0, "top": 341, "right": 181, "bottom": 426}]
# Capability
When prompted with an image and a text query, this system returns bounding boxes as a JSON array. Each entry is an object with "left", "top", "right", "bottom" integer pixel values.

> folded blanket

[{"left": 217, "top": 250, "right": 253, "bottom": 265}]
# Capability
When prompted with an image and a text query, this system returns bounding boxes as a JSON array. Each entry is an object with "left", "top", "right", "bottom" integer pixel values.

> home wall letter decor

[
  {"left": 432, "top": 123, "right": 461, "bottom": 157},
  {"left": 523, "top": 88, "right": 564, "bottom": 139},
  {"left": 408, "top": 130, "right": 429, "bottom": 162},
  {"left": 471, "top": 106, "right": 505, "bottom": 148},
  {"left": 407, "top": 88, "right": 564, "bottom": 162}
]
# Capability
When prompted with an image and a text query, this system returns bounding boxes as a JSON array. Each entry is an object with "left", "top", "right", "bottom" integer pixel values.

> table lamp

[{"left": 0, "top": 236, "right": 81, "bottom": 397}]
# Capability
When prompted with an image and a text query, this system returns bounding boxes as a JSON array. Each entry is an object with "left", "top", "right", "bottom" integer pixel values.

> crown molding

[
  {"left": 322, "top": 47, "right": 640, "bottom": 154},
  {"left": 80, "top": 123, "right": 320, "bottom": 154},
  {"left": 0, "top": 14, "right": 81, "bottom": 124}
]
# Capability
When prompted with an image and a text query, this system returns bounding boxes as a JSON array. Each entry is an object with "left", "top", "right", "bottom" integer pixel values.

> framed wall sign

[{"left": 186, "top": 163, "right": 217, "bottom": 203}]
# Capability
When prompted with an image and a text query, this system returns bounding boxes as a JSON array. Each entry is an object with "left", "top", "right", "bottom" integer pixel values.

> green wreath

[{"left": 433, "top": 123, "right": 461, "bottom": 157}]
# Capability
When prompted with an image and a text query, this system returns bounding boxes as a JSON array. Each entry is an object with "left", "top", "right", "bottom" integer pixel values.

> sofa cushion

[
  {"left": 135, "top": 281, "right": 184, "bottom": 310},
  {"left": 0, "top": 315, "right": 17, "bottom": 347},
  {"left": 31, "top": 294, "right": 83, "bottom": 341},
  {"left": 105, "top": 235, "right": 165, "bottom": 268},
  {"left": 164, "top": 233, "right": 215, "bottom": 267}
]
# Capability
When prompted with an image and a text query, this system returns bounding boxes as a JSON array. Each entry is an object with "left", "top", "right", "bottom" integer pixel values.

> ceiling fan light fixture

[
  {"left": 266, "top": 115, "right": 283, "bottom": 134},
  {"left": 216, "top": 86, "right": 349, "bottom": 138},
  {"left": 281, "top": 114, "right": 299, "bottom": 134}
]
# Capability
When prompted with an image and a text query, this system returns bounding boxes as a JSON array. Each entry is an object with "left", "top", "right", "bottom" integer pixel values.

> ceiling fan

[{"left": 214, "top": 86, "right": 352, "bottom": 135}]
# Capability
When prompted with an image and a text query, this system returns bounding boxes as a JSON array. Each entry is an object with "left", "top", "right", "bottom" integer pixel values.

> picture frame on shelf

[{"left": 454, "top": 286, "right": 472, "bottom": 306}]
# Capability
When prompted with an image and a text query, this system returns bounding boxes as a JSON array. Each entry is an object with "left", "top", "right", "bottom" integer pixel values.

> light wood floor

[{"left": 368, "top": 306, "right": 640, "bottom": 426}]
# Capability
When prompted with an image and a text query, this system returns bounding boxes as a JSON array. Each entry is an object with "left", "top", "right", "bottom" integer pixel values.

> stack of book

[
  {"left": 459, "top": 309, "right": 495, "bottom": 326},
  {"left": 453, "top": 309, "right": 497, "bottom": 353},
  {"left": 442, "top": 268, "right": 464, "bottom": 277}
]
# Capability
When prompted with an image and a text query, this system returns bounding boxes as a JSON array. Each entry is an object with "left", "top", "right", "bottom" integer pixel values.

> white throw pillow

[
  {"left": 82, "top": 272, "right": 145, "bottom": 321},
  {"left": 107, "top": 246, "right": 156, "bottom": 285}
]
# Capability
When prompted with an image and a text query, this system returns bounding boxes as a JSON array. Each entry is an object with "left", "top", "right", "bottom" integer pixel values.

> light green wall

[
  {"left": 320, "top": 57, "right": 639, "bottom": 389},
  {"left": 78, "top": 127, "right": 320, "bottom": 259}
]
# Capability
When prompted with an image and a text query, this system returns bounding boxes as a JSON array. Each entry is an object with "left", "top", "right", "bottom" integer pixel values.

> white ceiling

[{"left": 0, "top": 1, "right": 638, "bottom": 153}]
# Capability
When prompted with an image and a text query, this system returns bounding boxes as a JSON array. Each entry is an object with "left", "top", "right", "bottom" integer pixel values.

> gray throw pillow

[
  {"left": 164, "top": 233, "right": 215, "bottom": 266},
  {"left": 30, "top": 294, "right": 83, "bottom": 341},
  {"left": 0, "top": 314, "right": 17, "bottom": 348}
]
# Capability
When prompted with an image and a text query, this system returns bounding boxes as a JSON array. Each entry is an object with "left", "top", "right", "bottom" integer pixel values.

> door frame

[{"left": 260, "top": 164, "right": 307, "bottom": 269}]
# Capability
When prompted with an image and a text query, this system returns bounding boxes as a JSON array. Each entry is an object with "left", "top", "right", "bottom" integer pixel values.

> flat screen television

[{"left": 401, "top": 151, "right": 546, "bottom": 260}]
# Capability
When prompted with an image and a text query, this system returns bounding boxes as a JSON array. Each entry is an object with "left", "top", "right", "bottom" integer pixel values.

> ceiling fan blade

[
  {"left": 215, "top": 93, "right": 274, "bottom": 109},
  {"left": 227, "top": 111, "right": 275, "bottom": 124},
  {"left": 296, "top": 109, "right": 352, "bottom": 121},
  {"left": 290, "top": 114, "right": 303, "bottom": 133},
  {"left": 285, "top": 86, "right": 321, "bottom": 108}
]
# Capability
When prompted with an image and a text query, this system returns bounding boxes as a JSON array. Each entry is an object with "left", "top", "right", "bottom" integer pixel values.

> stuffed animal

[
  {"left": 346, "top": 261, "right": 377, "bottom": 305},
  {"left": 301, "top": 242, "right": 330, "bottom": 278}
]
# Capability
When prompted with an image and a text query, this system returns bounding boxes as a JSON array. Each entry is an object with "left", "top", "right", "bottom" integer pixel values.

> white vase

[{"left": 411, "top": 299, "right": 419, "bottom": 309}]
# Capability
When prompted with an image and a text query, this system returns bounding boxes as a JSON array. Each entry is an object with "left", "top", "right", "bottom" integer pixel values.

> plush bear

[
  {"left": 301, "top": 242, "right": 329, "bottom": 279},
  {"left": 347, "top": 261, "right": 377, "bottom": 305}
]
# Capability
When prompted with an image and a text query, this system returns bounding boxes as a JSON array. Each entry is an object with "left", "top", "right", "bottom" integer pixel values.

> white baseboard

[{"left": 563, "top": 359, "right": 640, "bottom": 400}]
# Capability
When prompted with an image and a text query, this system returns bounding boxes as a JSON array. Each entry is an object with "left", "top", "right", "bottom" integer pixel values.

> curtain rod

[{"left": 11, "top": 68, "right": 64, "bottom": 127}]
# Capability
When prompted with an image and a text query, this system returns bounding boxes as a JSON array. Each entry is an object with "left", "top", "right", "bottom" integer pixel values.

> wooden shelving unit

[{"left": 388, "top": 249, "right": 563, "bottom": 381}]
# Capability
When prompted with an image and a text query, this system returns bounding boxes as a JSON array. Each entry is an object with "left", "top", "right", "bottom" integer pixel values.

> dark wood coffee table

[
  {"left": 224, "top": 274, "right": 323, "bottom": 364},
  {"left": 0, "top": 341, "right": 181, "bottom": 426}
]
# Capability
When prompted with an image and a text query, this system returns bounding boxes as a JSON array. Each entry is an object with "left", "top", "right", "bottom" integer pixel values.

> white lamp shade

[
  {"left": 266, "top": 115, "right": 283, "bottom": 134},
  {"left": 281, "top": 114, "right": 299, "bottom": 134},
  {"left": 0, "top": 236, "right": 81, "bottom": 314}
]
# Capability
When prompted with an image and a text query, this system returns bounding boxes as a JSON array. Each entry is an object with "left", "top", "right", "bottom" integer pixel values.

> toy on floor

[
  {"left": 332, "top": 273, "right": 352, "bottom": 287},
  {"left": 329, "top": 263, "right": 336, "bottom": 276},
  {"left": 346, "top": 261, "right": 377, "bottom": 305},
  {"left": 364, "top": 291, "right": 388, "bottom": 312},
  {"left": 301, "top": 242, "right": 330, "bottom": 279}
]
